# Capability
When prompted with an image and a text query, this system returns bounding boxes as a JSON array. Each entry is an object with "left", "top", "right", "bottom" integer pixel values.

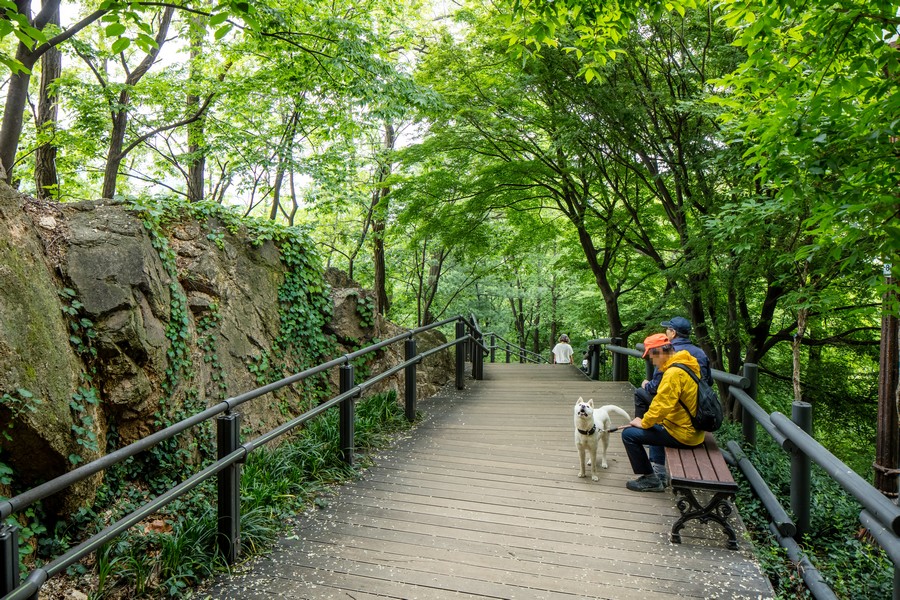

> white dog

[{"left": 574, "top": 397, "right": 631, "bottom": 481}]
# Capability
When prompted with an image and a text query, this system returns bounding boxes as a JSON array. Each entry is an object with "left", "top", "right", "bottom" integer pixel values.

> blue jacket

[{"left": 644, "top": 337, "right": 712, "bottom": 396}]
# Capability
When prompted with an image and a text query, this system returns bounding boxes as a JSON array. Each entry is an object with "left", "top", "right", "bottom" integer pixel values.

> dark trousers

[
  {"left": 621, "top": 425, "right": 697, "bottom": 474},
  {"left": 633, "top": 386, "right": 653, "bottom": 418}
]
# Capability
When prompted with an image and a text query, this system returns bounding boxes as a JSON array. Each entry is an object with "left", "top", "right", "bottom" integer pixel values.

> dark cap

[{"left": 661, "top": 316, "right": 692, "bottom": 337}]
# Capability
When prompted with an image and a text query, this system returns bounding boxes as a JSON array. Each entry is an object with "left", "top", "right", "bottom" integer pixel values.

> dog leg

[
  {"left": 599, "top": 432, "right": 610, "bottom": 469},
  {"left": 577, "top": 447, "right": 587, "bottom": 478},
  {"left": 590, "top": 445, "right": 600, "bottom": 481}
]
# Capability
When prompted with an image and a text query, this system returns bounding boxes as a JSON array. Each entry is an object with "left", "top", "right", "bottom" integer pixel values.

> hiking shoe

[{"left": 626, "top": 473, "right": 665, "bottom": 492}]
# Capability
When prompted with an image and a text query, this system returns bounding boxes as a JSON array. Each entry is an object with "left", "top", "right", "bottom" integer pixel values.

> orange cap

[{"left": 642, "top": 333, "right": 671, "bottom": 358}]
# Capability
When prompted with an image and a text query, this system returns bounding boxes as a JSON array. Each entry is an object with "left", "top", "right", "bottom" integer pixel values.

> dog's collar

[{"left": 577, "top": 425, "right": 597, "bottom": 436}]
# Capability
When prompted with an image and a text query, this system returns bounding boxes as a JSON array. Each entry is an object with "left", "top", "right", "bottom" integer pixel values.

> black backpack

[{"left": 670, "top": 363, "right": 724, "bottom": 432}]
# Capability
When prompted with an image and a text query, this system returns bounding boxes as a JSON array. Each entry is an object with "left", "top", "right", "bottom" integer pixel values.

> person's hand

[
  {"left": 640, "top": 379, "right": 649, "bottom": 388},
  {"left": 628, "top": 417, "right": 643, "bottom": 428}
]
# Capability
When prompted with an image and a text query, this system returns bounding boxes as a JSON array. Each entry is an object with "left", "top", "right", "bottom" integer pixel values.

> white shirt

[{"left": 551, "top": 342, "right": 574, "bottom": 364}]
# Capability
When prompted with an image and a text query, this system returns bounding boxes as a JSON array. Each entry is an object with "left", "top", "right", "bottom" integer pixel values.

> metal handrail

[
  {"left": 483, "top": 332, "right": 550, "bottom": 364},
  {"left": 0, "top": 315, "right": 480, "bottom": 600}
]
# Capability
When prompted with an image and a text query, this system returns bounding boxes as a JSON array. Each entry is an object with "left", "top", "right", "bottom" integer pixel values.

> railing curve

[{"left": 483, "top": 332, "right": 550, "bottom": 364}]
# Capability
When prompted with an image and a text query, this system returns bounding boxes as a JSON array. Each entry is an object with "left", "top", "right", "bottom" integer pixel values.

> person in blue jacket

[{"left": 633, "top": 316, "right": 711, "bottom": 420}]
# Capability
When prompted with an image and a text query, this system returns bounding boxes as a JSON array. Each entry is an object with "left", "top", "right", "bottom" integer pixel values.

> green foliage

[
  {"left": 354, "top": 292, "right": 375, "bottom": 329},
  {"left": 717, "top": 421, "right": 893, "bottom": 598},
  {"left": 197, "top": 302, "right": 226, "bottom": 402}
]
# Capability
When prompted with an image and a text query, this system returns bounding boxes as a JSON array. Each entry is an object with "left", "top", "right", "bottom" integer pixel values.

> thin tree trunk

[
  {"left": 101, "top": 6, "right": 174, "bottom": 199},
  {"left": 531, "top": 297, "right": 541, "bottom": 355},
  {"left": 792, "top": 263, "right": 810, "bottom": 405},
  {"left": 875, "top": 265, "right": 899, "bottom": 499},
  {"left": 34, "top": 7, "right": 61, "bottom": 199},
  {"left": 421, "top": 253, "right": 444, "bottom": 326},
  {"left": 2, "top": 66, "right": 34, "bottom": 185},
  {"left": 372, "top": 121, "right": 394, "bottom": 316},
  {"left": 186, "top": 17, "right": 206, "bottom": 203},
  {"left": 269, "top": 167, "right": 285, "bottom": 220}
]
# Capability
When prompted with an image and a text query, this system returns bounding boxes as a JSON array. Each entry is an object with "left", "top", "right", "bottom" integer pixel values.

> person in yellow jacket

[{"left": 621, "top": 333, "right": 705, "bottom": 492}]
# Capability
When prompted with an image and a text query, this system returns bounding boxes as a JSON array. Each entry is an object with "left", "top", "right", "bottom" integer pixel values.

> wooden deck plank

[{"left": 203, "top": 364, "right": 773, "bottom": 599}]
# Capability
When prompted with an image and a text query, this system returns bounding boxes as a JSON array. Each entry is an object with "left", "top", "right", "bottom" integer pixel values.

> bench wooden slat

[{"left": 666, "top": 432, "right": 737, "bottom": 493}]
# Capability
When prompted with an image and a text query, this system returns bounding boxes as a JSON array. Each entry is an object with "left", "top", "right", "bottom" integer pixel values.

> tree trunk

[
  {"left": 186, "top": 18, "right": 206, "bottom": 203},
  {"left": 101, "top": 6, "right": 174, "bottom": 199},
  {"left": 875, "top": 265, "right": 899, "bottom": 499},
  {"left": 102, "top": 103, "right": 130, "bottom": 199},
  {"left": 372, "top": 121, "right": 394, "bottom": 316},
  {"left": 421, "top": 255, "right": 443, "bottom": 326},
  {"left": 1, "top": 69, "right": 33, "bottom": 185},
  {"left": 34, "top": 8, "right": 61, "bottom": 200},
  {"left": 791, "top": 307, "right": 808, "bottom": 405},
  {"left": 269, "top": 166, "right": 285, "bottom": 220}
]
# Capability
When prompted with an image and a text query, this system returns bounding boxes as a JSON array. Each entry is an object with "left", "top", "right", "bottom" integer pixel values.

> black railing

[
  {"left": 589, "top": 337, "right": 900, "bottom": 600},
  {"left": 483, "top": 333, "right": 550, "bottom": 364},
  {"left": 0, "top": 315, "right": 485, "bottom": 600}
]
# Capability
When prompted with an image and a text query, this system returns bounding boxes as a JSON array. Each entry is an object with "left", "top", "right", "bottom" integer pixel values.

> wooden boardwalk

[{"left": 204, "top": 364, "right": 774, "bottom": 599}]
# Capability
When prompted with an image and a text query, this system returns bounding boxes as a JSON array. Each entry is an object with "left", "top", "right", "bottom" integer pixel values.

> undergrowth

[
  {"left": 716, "top": 421, "right": 893, "bottom": 599},
  {"left": 34, "top": 390, "right": 413, "bottom": 599}
]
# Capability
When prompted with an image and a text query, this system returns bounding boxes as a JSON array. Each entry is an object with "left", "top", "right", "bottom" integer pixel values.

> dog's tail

[{"left": 599, "top": 405, "right": 632, "bottom": 424}]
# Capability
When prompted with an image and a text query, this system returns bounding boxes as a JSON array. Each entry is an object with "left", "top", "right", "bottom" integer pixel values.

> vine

[
  {"left": 352, "top": 291, "right": 375, "bottom": 329},
  {"left": 58, "top": 287, "right": 102, "bottom": 465},
  {"left": 197, "top": 302, "right": 226, "bottom": 402}
]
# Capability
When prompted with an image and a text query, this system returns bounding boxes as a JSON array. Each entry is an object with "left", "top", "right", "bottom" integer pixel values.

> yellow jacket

[{"left": 641, "top": 350, "right": 705, "bottom": 446}]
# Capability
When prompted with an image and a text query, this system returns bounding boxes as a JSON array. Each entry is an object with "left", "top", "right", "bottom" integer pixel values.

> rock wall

[{"left": 0, "top": 184, "right": 453, "bottom": 514}]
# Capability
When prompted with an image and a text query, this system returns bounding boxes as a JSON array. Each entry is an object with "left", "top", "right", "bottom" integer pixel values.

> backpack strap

[{"left": 670, "top": 363, "right": 699, "bottom": 418}]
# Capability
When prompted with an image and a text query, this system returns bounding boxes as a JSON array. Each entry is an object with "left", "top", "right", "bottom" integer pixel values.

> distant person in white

[{"left": 551, "top": 334, "right": 574, "bottom": 365}]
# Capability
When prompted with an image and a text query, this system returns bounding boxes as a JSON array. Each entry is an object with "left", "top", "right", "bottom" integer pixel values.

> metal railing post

[
  {"left": 791, "top": 401, "right": 812, "bottom": 537},
  {"left": 1, "top": 523, "right": 19, "bottom": 596},
  {"left": 644, "top": 354, "right": 653, "bottom": 382},
  {"left": 742, "top": 363, "right": 759, "bottom": 447},
  {"left": 473, "top": 332, "right": 484, "bottom": 380},
  {"left": 339, "top": 364, "right": 355, "bottom": 466},
  {"left": 611, "top": 338, "right": 627, "bottom": 381},
  {"left": 490, "top": 334, "right": 496, "bottom": 363},
  {"left": 505, "top": 343, "right": 510, "bottom": 363},
  {"left": 589, "top": 345, "right": 600, "bottom": 380},
  {"left": 405, "top": 338, "right": 417, "bottom": 422},
  {"left": 455, "top": 321, "right": 466, "bottom": 390},
  {"left": 216, "top": 412, "right": 241, "bottom": 565}
]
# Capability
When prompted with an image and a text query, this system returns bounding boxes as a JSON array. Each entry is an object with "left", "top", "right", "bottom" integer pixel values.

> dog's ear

[
  {"left": 576, "top": 396, "right": 583, "bottom": 404},
  {"left": 588, "top": 399, "right": 594, "bottom": 407}
]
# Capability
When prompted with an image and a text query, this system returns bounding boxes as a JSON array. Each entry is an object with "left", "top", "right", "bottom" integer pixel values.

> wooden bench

[{"left": 665, "top": 432, "right": 739, "bottom": 550}]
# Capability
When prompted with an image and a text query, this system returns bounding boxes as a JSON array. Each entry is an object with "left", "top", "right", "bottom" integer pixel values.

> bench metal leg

[{"left": 671, "top": 487, "right": 738, "bottom": 550}]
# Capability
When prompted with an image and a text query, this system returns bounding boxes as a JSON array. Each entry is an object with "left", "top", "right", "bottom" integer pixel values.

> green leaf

[
  {"left": 105, "top": 22, "right": 126, "bottom": 37},
  {"left": 214, "top": 24, "right": 232, "bottom": 40},
  {"left": 111, "top": 37, "right": 131, "bottom": 53},
  {"left": 209, "top": 11, "right": 229, "bottom": 26}
]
